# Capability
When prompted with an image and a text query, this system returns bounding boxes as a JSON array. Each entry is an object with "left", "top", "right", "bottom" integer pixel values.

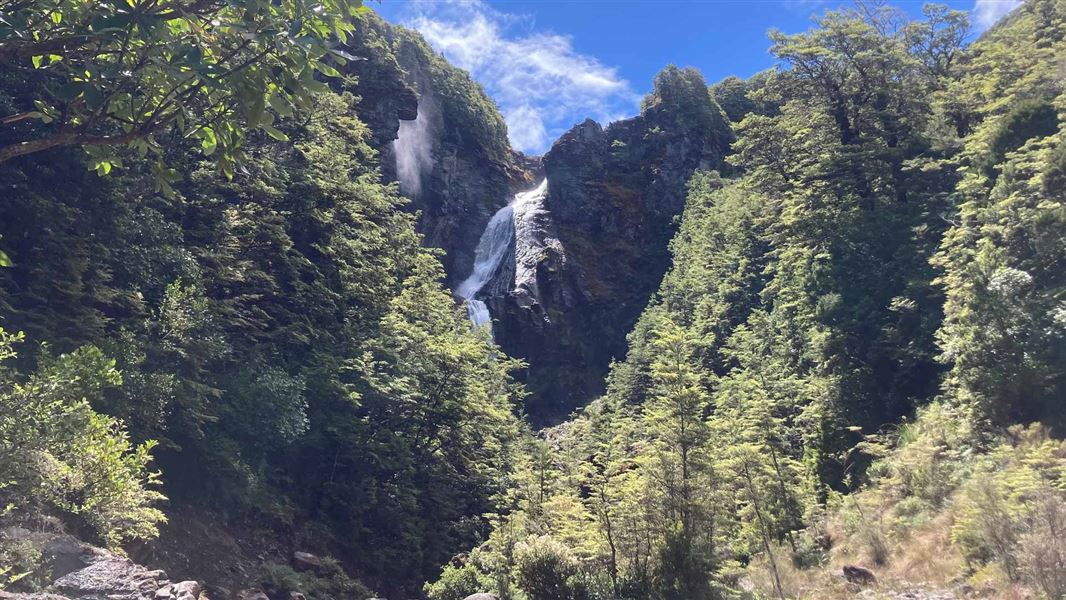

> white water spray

[
  {"left": 393, "top": 100, "right": 434, "bottom": 198},
  {"left": 457, "top": 180, "right": 549, "bottom": 334}
]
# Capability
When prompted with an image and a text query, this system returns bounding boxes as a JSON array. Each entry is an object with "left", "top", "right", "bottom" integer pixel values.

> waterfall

[
  {"left": 457, "top": 179, "right": 549, "bottom": 334},
  {"left": 393, "top": 100, "right": 434, "bottom": 198}
]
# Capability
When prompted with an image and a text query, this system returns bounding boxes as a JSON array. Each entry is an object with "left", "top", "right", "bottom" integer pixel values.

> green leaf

[
  {"left": 49, "top": 11, "right": 61, "bottom": 24},
  {"left": 200, "top": 128, "right": 217, "bottom": 156},
  {"left": 267, "top": 93, "right": 293, "bottom": 118},
  {"left": 262, "top": 125, "right": 289, "bottom": 141},
  {"left": 31, "top": 55, "right": 44, "bottom": 68},
  {"left": 315, "top": 62, "right": 340, "bottom": 78},
  {"left": 0, "top": 250, "right": 12, "bottom": 267}
]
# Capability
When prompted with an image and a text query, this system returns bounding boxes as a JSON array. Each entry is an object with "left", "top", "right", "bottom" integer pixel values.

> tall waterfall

[{"left": 457, "top": 179, "right": 549, "bottom": 334}]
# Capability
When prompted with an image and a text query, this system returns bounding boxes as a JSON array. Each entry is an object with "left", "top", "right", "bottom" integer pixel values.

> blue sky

[{"left": 372, "top": 0, "right": 1024, "bottom": 154}]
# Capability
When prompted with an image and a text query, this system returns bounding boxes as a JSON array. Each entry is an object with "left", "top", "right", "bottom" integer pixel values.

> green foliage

[
  {"left": 0, "top": 329, "right": 165, "bottom": 548},
  {"left": 430, "top": 3, "right": 1063, "bottom": 597},
  {"left": 515, "top": 536, "right": 594, "bottom": 600},
  {"left": 709, "top": 71, "right": 777, "bottom": 123},
  {"left": 0, "top": 69, "right": 523, "bottom": 594},
  {"left": 0, "top": 0, "right": 365, "bottom": 180},
  {"left": 261, "top": 559, "right": 374, "bottom": 600},
  {"left": 642, "top": 66, "right": 731, "bottom": 140},
  {"left": 951, "top": 426, "right": 1066, "bottom": 582},
  {"left": 934, "top": 0, "right": 1066, "bottom": 430},
  {"left": 0, "top": 530, "right": 40, "bottom": 591},
  {"left": 424, "top": 557, "right": 497, "bottom": 600}
]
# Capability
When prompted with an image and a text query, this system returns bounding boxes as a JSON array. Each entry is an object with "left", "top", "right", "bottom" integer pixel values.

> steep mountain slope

[
  {"left": 0, "top": 20, "right": 525, "bottom": 598},
  {"left": 342, "top": 18, "right": 735, "bottom": 423},
  {"left": 487, "top": 67, "right": 734, "bottom": 423},
  {"left": 423, "top": 3, "right": 1066, "bottom": 599},
  {"left": 342, "top": 12, "right": 530, "bottom": 288}
]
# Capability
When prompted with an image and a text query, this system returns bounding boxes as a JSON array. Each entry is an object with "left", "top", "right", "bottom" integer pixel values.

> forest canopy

[{"left": 1, "top": 1, "right": 1065, "bottom": 600}]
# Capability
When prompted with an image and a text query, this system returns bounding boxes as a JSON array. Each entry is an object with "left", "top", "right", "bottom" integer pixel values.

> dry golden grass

[{"left": 741, "top": 496, "right": 1037, "bottom": 600}]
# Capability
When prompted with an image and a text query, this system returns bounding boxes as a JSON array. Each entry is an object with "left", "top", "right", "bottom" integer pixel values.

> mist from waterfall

[
  {"left": 457, "top": 179, "right": 549, "bottom": 335},
  {"left": 393, "top": 100, "right": 434, "bottom": 198}
]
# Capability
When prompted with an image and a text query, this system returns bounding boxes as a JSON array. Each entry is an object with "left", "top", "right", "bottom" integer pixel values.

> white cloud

[
  {"left": 505, "top": 104, "right": 549, "bottom": 153},
  {"left": 402, "top": 0, "right": 640, "bottom": 154},
  {"left": 973, "top": 0, "right": 1023, "bottom": 30}
]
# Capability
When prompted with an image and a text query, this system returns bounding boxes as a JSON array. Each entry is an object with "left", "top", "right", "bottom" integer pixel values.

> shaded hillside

[{"left": 0, "top": 36, "right": 523, "bottom": 599}]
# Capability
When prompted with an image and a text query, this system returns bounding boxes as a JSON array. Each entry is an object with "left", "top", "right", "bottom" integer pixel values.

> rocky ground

[
  {"left": 0, "top": 529, "right": 503, "bottom": 600},
  {"left": 1, "top": 532, "right": 207, "bottom": 600}
]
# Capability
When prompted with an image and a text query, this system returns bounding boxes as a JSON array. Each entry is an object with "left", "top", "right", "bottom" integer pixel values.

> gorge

[
  {"left": 1, "top": 1, "right": 1064, "bottom": 600},
  {"left": 384, "top": 62, "right": 733, "bottom": 423}
]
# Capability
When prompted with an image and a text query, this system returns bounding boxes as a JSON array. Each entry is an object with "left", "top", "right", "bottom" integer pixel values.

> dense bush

[{"left": 0, "top": 329, "right": 164, "bottom": 549}]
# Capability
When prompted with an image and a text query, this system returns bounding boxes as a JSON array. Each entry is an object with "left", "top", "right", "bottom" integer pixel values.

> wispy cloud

[
  {"left": 972, "top": 0, "right": 1023, "bottom": 30},
  {"left": 401, "top": 0, "right": 640, "bottom": 154}
]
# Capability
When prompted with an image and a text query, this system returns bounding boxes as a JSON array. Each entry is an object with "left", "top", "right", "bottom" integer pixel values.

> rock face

[
  {"left": 343, "top": 12, "right": 528, "bottom": 288},
  {"left": 489, "top": 67, "right": 733, "bottom": 422},
  {"left": 1, "top": 534, "right": 200, "bottom": 600},
  {"left": 344, "top": 18, "right": 732, "bottom": 423}
]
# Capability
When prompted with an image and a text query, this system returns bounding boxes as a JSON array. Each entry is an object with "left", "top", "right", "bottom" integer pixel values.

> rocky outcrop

[
  {"left": 342, "top": 11, "right": 529, "bottom": 288},
  {"left": 343, "top": 16, "right": 731, "bottom": 422},
  {"left": 489, "top": 67, "right": 733, "bottom": 423},
  {"left": 0, "top": 533, "right": 199, "bottom": 600}
]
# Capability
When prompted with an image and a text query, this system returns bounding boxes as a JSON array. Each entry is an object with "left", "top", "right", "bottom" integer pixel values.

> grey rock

[
  {"left": 463, "top": 594, "right": 499, "bottom": 600},
  {"left": 152, "top": 581, "right": 201, "bottom": 600},
  {"left": 843, "top": 564, "right": 878, "bottom": 586},
  {"left": 292, "top": 551, "right": 322, "bottom": 570},
  {"left": 490, "top": 77, "right": 733, "bottom": 423},
  {"left": 52, "top": 555, "right": 169, "bottom": 600},
  {"left": 40, "top": 536, "right": 108, "bottom": 580}
]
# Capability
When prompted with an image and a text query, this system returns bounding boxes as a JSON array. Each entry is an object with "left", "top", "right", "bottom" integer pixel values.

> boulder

[
  {"left": 843, "top": 564, "right": 878, "bottom": 586},
  {"left": 463, "top": 595, "right": 499, "bottom": 600},
  {"left": 52, "top": 556, "right": 169, "bottom": 600},
  {"left": 292, "top": 552, "right": 322, "bottom": 570},
  {"left": 0, "top": 532, "right": 205, "bottom": 600},
  {"left": 154, "top": 581, "right": 202, "bottom": 600}
]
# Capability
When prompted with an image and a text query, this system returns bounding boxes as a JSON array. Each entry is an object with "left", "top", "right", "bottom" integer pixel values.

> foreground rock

[
  {"left": 843, "top": 564, "right": 878, "bottom": 586},
  {"left": 0, "top": 534, "right": 201, "bottom": 600}
]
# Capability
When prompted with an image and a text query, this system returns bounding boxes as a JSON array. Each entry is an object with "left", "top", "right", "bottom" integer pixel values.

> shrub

[
  {"left": 951, "top": 426, "right": 1066, "bottom": 584},
  {"left": 1017, "top": 491, "right": 1066, "bottom": 600},
  {"left": 0, "top": 331, "right": 165, "bottom": 548},
  {"left": 424, "top": 560, "right": 496, "bottom": 600},
  {"left": 261, "top": 558, "right": 373, "bottom": 600},
  {"left": 0, "top": 530, "right": 41, "bottom": 591},
  {"left": 515, "top": 536, "right": 591, "bottom": 600}
]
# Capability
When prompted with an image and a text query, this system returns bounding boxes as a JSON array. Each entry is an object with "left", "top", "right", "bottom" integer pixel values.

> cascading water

[{"left": 457, "top": 179, "right": 549, "bottom": 334}]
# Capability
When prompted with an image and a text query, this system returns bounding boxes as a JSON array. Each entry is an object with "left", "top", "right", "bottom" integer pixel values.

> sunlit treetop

[{"left": 0, "top": 0, "right": 364, "bottom": 190}]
